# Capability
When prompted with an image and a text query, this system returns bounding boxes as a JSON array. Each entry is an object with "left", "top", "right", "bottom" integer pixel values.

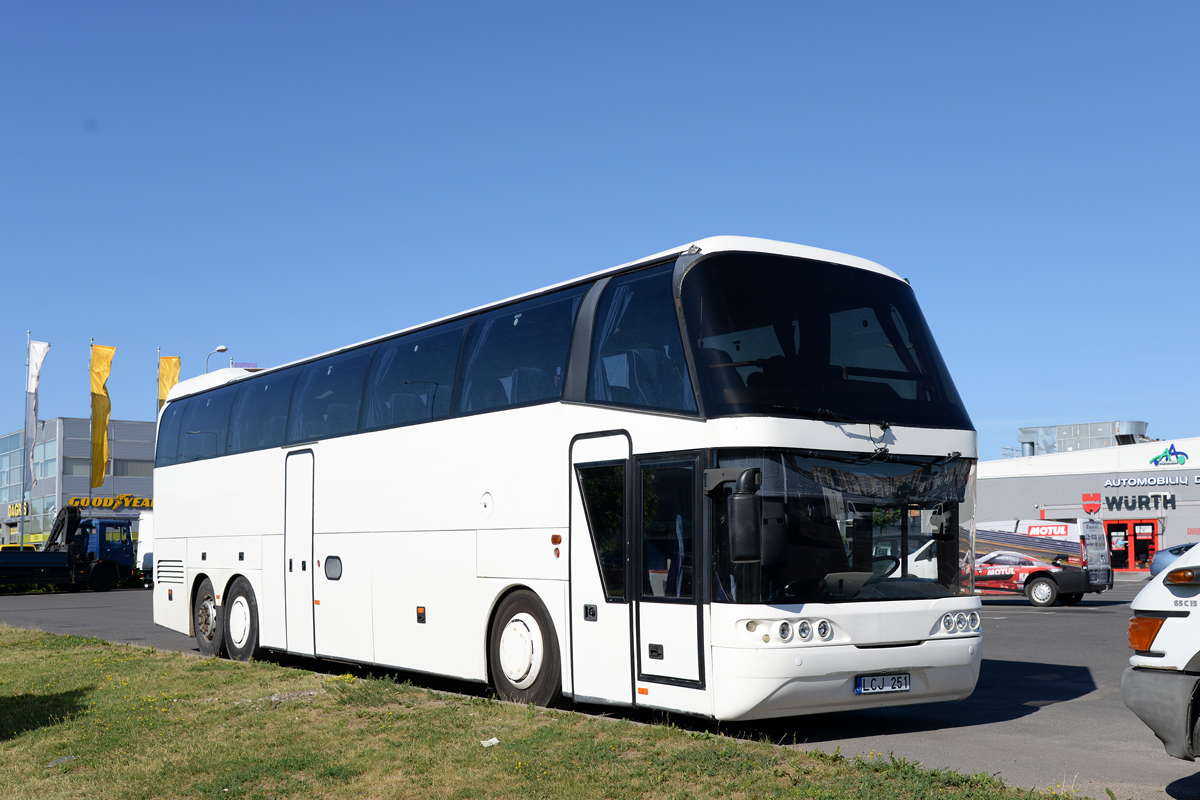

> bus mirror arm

[{"left": 728, "top": 468, "right": 763, "bottom": 564}]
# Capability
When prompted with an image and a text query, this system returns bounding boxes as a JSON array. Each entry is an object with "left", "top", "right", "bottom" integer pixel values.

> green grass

[{"left": 0, "top": 623, "right": 1088, "bottom": 799}]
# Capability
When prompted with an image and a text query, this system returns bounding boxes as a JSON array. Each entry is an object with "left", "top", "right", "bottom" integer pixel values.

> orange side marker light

[{"left": 1128, "top": 616, "right": 1165, "bottom": 651}]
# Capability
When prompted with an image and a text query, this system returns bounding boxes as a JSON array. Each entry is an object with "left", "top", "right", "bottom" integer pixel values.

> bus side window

[
  {"left": 286, "top": 346, "right": 376, "bottom": 444},
  {"left": 228, "top": 368, "right": 299, "bottom": 454},
  {"left": 453, "top": 284, "right": 590, "bottom": 415},
  {"left": 155, "top": 398, "right": 187, "bottom": 467},
  {"left": 177, "top": 386, "right": 236, "bottom": 463},
  {"left": 577, "top": 463, "right": 626, "bottom": 600},
  {"left": 361, "top": 319, "right": 469, "bottom": 432},
  {"left": 588, "top": 264, "right": 697, "bottom": 414}
]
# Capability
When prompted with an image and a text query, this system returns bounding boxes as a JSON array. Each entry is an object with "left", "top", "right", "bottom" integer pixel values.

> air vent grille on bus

[{"left": 156, "top": 559, "right": 185, "bottom": 584}]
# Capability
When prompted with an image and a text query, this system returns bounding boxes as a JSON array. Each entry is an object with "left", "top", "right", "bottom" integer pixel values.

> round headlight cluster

[
  {"left": 941, "top": 612, "right": 982, "bottom": 633},
  {"left": 744, "top": 618, "right": 834, "bottom": 643}
]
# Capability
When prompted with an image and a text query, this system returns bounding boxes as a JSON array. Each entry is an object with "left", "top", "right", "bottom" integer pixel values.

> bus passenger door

[
  {"left": 284, "top": 450, "right": 315, "bottom": 657},
  {"left": 635, "top": 456, "right": 703, "bottom": 690},
  {"left": 569, "top": 433, "right": 633, "bottom": 705}
]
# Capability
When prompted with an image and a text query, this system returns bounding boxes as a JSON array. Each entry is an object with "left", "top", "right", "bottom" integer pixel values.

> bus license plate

[{"left": 856, "top": 673, "right": 910, "bottom": 695}]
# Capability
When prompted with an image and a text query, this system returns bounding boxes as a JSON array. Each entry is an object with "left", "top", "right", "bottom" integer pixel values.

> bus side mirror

[{"left": 728, "top": 468, "right": 763, "bottom": 563}]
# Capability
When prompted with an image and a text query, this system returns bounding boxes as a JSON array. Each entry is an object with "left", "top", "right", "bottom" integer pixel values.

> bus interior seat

[
  {"left": 510, "top": 367, "right": 555, "bottom": 405},
  {"left": 696, "top": 348, "right": 744, "bottom": 392},
  {"left": 325, "top": 403, "right": 358, "bottom": 435},
  {"left": 466, "top": 378, "right": 509, "bottom": 412},
  {"left": 266, "top": 415, "right": 287, "bottom": 444},
  {"left": 389, "top": 392, "right": 429, "bottom": 424},
  {"left": 628, "top": 349, "right": 685, "bottom": 409}
]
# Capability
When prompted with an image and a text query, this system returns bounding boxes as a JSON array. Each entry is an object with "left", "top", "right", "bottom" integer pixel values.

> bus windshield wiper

[{"left": 772, "top": 405, "right": 890, "bottom": 430}]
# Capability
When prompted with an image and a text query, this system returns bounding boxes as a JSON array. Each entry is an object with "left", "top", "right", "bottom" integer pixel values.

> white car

[{"left": 1122, "top": 543, "right": 1200, "bottom": 759}]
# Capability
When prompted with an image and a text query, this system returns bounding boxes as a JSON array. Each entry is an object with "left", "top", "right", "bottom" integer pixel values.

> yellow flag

[
  {"left": 158, "top": 356, "right": 181, "bottom": 411},
  {"left": 90, "top": 345, "right": 116, "bottom": 489}
]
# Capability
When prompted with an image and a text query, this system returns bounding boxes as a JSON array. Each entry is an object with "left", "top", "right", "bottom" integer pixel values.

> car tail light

[
  {"left": 1166, "top": 568, "right": 1200, "bottom": 585},
  {"left": 1128, "top": 616, "right": 1165, "bottom": 651}
]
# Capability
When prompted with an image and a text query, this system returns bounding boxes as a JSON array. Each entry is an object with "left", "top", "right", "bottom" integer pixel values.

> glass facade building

[{"left": 1, "top": 418, "right": 156, "bottom": 544}]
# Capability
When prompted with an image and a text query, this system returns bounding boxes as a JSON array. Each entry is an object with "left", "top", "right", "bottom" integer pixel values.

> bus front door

[
  {"left": 634, "top": 456, "right": 704, "bottom": 700},
  {"left": 569, "top": 434, "right": 633, "bottom": 705},
  {"left": 284, "top": 450, "right": 315, "bottom": 657}
]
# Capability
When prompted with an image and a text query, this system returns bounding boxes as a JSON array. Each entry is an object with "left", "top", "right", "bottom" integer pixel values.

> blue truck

[{"left": 0, "top": 506, "right": 136, "bottom": 592}]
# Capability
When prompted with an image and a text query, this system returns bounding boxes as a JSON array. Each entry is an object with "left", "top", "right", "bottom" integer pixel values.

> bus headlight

[
  {"left": 942, "top": 613, "right": 955, "bottom": 633},
  {"left": 797, "top": 620, "right": 812, "bottom": 641},
  {"left": 816, "top": 619, "right": 833, "bottom": 641},
  {"left": 776, "top": 621, "right": 792, "bottom": 642},
  {"left": 955, "top": 613, "right": 968, "bottom": 631},
  {"left": 968, "top": 611, "right": 981, "bottom": 630}
]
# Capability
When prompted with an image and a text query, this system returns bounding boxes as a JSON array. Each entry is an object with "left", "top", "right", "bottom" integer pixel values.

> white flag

[{"left": 24, "top": 340, "right": 50, "bottom": 496}]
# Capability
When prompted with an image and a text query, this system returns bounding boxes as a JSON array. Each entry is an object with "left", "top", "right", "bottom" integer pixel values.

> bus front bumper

[
  {"left": 1122, "top": 666, "right": 1200, "bottom": 761},
  {"left": 712, "top": 635, "right": 981, "bottom": 721}
]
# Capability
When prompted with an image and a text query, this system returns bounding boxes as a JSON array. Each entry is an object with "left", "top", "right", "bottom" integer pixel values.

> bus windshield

[
  {"left": 680, "top": 252, "right": 973, "bottom": 430},
  {"left": 712, "top": 448, "right": 974, "bottom": 604}
]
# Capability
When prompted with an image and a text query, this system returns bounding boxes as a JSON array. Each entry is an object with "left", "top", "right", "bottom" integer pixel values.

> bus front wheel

[
  {"left": 223, "top": 577, "right": 260, "bottom": 661},
  {"left": 194, "top": 577, "right": 226, "bottom": 658},
  {"left": 489, "top": 590, "right": 561, "bottom": 707}
]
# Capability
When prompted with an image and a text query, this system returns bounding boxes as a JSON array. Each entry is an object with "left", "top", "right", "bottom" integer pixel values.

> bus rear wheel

[
  {"left": 1026, "top": 577, "right": 1058, "bottom": 607},
  {"left": 489, "top": 590, "right": 561, "bottom": 707},
  {"left": 194, "top": 577, "right": 226, "bottom": 657},
  {"left": 223, "top": 577, "right": 260, "bottom": 661}
]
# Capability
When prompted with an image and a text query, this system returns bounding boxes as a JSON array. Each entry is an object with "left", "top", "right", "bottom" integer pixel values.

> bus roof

[{"left": 164, "top": 236, "right": 901, "bottom": 404}]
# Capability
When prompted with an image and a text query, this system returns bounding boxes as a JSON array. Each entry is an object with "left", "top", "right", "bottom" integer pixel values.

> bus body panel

[
  {"left": 368, "top": 529, "right": 481, "bottom": 679},
  {"left": 712, "top": 636, "right": 980, "bottom": 720},
  {"left": 260, "top": 534, "right": 285, "bottom": 648}
]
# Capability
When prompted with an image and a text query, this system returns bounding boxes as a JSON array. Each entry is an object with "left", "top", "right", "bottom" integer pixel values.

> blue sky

[{"left": 3, "top": 2, "right": 1198, "bottom": 460}]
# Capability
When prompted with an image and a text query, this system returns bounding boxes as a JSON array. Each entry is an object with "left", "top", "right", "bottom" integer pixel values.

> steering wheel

[{"left": 871, "top": 556, "right": 901, "bottom": 578}]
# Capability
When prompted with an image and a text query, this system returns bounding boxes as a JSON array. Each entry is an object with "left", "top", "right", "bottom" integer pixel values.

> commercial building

[
  {"left": 978, "top": 422, "right": 1199, "bottom": 571},
  {"left": 0, "top": 417, "right": 155, "bottom": 545}
]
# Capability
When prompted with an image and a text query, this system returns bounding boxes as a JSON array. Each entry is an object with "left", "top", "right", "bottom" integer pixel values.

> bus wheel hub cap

[
  {"left": 498, "top": 613, "right": 542, "bottom": 688},
  {"left": 228, "top": 598, "right": 250, "bottom": 647}
]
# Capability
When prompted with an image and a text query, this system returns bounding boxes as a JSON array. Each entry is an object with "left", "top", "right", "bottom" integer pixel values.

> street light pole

[{"left": 205, "top": 345, "right": 228, "bottom": 374}]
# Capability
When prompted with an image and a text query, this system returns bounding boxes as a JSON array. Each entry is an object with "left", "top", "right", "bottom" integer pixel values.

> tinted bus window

[
  {"left": 588, "top": 264, "right": 696, "bottom": 414},
  {"left": 680, "top": 253, "right": 972, "bottom": 429},
  {"left": 228, "top": 368, "right": 300, "bottom": 454},
  {"left": 177, "top": 387, "right": 235, "bottom": 463},
  {"left": 286, "top": 346, "right": 376, "bottom": 444},
  {"left": 577, "top": 463, "right": 626, "bottom": 600},
  {"left": 453, "top": 285, "right": 590, "bottom": 415},
  {"left": 362, "top": 320, "right": 469, "bottom": 432},
  {"left": 155, "top": 399, "right": 186, "bottom": 467}
]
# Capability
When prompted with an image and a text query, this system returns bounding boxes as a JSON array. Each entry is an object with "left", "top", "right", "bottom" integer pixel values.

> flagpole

[
  {"left": 19, "top": 332, "right": 29, "bottom": 546},
  {"left": 156, "top": 346, "right": 160, "bottom": 421},
  {"left": 88, "top": 338, "right": 93, "bottom": 512}
]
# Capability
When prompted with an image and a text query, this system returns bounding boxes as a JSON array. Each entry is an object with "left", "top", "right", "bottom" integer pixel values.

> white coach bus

[{"left": 152, "top": 236, "right": 982, "bottom": 720}]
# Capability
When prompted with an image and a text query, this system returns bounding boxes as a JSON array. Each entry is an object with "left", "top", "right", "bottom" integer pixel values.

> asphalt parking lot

[{"left": 1, "top": 579, "right": 1196, "bottom": 799}]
